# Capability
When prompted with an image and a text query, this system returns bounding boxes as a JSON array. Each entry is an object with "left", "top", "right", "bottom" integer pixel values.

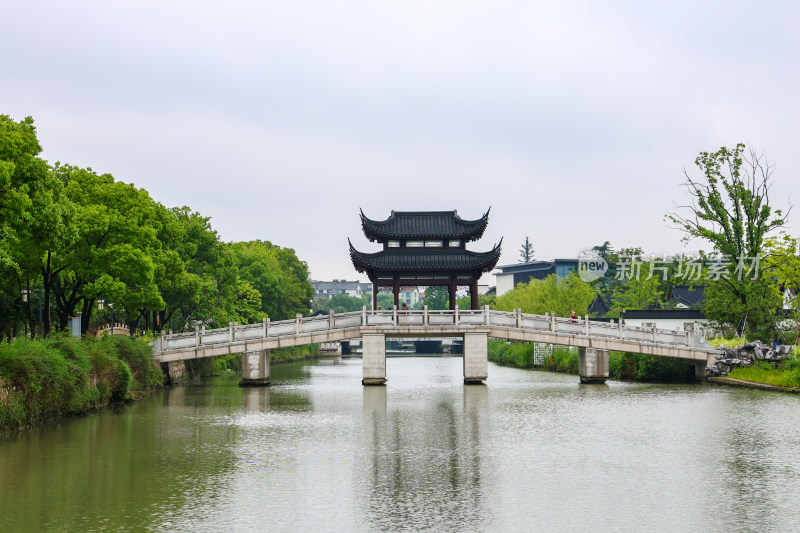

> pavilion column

[
  {"left": 372, "top": 282, "right": 377, "bottom": 311},
  {"left": 393, "top": 276, "right": 400, "bottom": 308},
  {"left": 449, "top": 278, "right": 456, "bottom": 311},
  {"left": 470, "top": 279, "right": 479, "bottom": 310}
]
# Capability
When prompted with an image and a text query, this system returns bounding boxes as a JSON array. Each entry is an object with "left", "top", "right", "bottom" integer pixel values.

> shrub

[
  {"left": 543, "top": 346, "right": 579, "bottom": 374},
  {"left": 104, "top": 336, "right": 163, "bottom": 391},
  {"left": 0, "top": 335, "right": 161, "bottom": 432}
]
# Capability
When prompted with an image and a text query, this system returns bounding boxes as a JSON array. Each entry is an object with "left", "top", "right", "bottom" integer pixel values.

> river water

[{"left": 2, "top": 357, "right": 799, "bottom": 532}]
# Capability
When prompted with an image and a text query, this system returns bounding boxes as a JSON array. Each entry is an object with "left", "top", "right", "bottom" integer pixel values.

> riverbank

[
  {"left": 0, "top": 335, "right": 164, "bottom": 432},
  {"left": 488, "top": 340, "right": 700, "bottom": 382},
  {"left": 708, "top": 376, "right": 799, "bottom": 394}
]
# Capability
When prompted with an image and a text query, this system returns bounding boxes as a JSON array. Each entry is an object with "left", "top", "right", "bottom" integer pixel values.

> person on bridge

[
  {"left": 571, "top": 311, "right": 578, "bottom": 323},
  {"left": 401, "top": 303, "right": 408, "bottom": 314}
]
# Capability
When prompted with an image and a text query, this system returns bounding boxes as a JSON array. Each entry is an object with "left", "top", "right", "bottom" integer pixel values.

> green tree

[
  {"left": 326, "top": 294, "right": 364, "bottom": 313},
  {"left": 1, "top": 116, "right": 76, "bottom": 335},
  {"left": 607, "top": 263, "right": 665, "bottom": 318},
  {"left": 666, "top": 144, "right": 789, "bottom": 336},
  {"left": 230, "top": 241, "right": 313, "bottom": 321},
  {"left": 51, "top": 165, "right": 165, "bottom": 333},
  {"left": 494, "top": 272, "right": 595, "bottom": 317},
  {"left": 519, "top": 236, "right": 534, "bottom": 263},
  {"left": 423, "top": 286, "right": 449, "bottom": 310},
  {"left": 761, "top": 233, "right": 800, "bottom": 341}
]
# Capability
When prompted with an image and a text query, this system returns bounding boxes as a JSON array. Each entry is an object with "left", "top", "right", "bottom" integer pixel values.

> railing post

[
  {"left": 195, "top": 327, "right": 200, "bottom": 347},
  {"left": 229, "top": 322, "right": 234, "bottom": 342},
  {"left": 686, "top": 327, "right": 691, "bottom": 346},
  {"left": 296, "top": 314, "right": 301, "bottom": 334},
  {"left": 266, "top": 318, "right": 270, "bottom": 336},
  {"left": 484, "top": 304, "right": 489, "bottom": 325},
  {"left": 652, "top": 324, "right": 657, "bottom": 343},
  {"left": 550, "top": 312, "right": 555, "bottom": 331},
  {"left": 455, "top": 305, "right": 459, "bottom": 326},
  {"left": 618, "top": 319, "right": 623, "bottom": 338},
  {"left": 392, "top": 305, "right": 397, "bottom": 326},
  {"left": 424, "top": 305, "right": 429, "bottom": 326},
  {"left": 262, "top": 317, "right": 267, "bottom": 338},
  {"left": 329, "top": 309, "right": 335, "bottom": 329},
  {"left": 362, "top": 305, "right": 367, "bottom": 326},
  {"left": 585, "top": 315, "right": 589, "bottom": 336},
  {"left": 517, "top": 308, "right": 522, "bottom": 327},
  {"left": 161, "top": 330, "right": 166, "bottom": 351}
]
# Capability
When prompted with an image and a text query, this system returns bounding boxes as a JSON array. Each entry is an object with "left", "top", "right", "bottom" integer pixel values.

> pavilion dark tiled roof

[
  {"left": 359, "top": 208, "right": 490, "bottom": 241},
  {"left": 349, "top": 240, "right": 502, "bottom": 273},
  {"left": 668, "top": 285, "right": 706, "bottom": 307}
]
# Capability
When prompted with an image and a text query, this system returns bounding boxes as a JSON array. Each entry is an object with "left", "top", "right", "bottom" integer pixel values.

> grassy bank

[
  {"left": 488, "top": 340, "right": 698, "bottom": 382},
  {"left": 727, "top": 349, "right": 800, "bottom": 391},
  {"left": 0, "top": 335, "right": 163, "bottom": 432}
]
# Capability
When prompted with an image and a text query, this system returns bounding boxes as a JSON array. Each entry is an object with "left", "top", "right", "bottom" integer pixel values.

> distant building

[
  {"left": 494, "top": 259, "right": 578, "bottom": 296},
  {"left": 399, "top": 286, "right": 420, "bottom": 307},
  {"left": 621, "top": 309, "right": 708, "bottom": 332},
  {"left": 667, "top": 285, "right": 705, "bottom": 308},
  {"left": 311, "top": 280, "right": 363, "bottom": 300}
]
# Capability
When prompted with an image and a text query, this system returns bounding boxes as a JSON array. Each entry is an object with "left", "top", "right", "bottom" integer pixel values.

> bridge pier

[
  {"left": 463, "top": 332, "right": 488, "bottom": 384},
  {"left": 694, "top": 354, "right": 715, "bottom": 380},
  {"left": 579, "top": 347, "right": 609, "bottom": 384},
  {"left": 362, "top": 334, "right": 387, "bottom": 385},
  {"left": 239, "top": 349, "right": 270, "bottom": 387}
]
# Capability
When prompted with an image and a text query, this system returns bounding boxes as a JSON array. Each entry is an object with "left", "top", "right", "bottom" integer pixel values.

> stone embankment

[{"left": 707, "top": 340, "right": 793, "bottom": 376}]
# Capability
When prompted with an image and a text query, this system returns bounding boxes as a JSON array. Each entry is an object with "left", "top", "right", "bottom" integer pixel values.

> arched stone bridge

[{"left": 151, "top": 307, "right": 719, "bottom": 386}]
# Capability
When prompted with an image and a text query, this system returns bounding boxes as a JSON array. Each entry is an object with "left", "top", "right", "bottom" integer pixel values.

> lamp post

[
  {"left": 98, "top": 298, "right": 115, "bottom": 333},
  {"left": 20, "top": 288, "right": 43, "bottom": 337},
  {"left": 21, "top": 289, "right": 30, "bottom": 337},
  {"left": 97, "top": 298, "right": 105, "bottom": 332}
]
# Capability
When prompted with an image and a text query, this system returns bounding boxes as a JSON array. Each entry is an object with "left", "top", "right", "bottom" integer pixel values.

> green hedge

[
  {"left": 0, "top": 335, "right": 163, "bottom": 432},
  {"left": 488, "top": 340, "right": 696, "bottom": 382}
]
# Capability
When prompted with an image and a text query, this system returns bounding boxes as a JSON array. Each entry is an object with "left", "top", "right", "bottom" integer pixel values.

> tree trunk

[{"left": 42, "top": 251, "right": 52, "bottom": 336}]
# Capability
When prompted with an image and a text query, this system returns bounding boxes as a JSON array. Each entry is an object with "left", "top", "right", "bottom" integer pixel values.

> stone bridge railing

[{"left": 151, "top": 306, "right": 711, "bottom": 355}]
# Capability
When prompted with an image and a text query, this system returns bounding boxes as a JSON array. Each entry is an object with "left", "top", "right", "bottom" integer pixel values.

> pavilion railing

[{"left": 154, "top": 305, "right": 710, "bottom": 353}]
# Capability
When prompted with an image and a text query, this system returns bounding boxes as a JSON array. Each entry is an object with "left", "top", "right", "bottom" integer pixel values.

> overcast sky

[{"left": 3, "top": 0, "right": 798, "bottom": 285}]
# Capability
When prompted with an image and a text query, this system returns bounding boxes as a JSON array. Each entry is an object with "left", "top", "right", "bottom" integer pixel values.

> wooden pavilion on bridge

[{"left": 349, "top": 209, "right": 502, "bottom": 310}]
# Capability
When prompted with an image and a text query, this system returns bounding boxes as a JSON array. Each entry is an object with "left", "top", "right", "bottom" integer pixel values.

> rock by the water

[{"left": 707, "top": 341, "right": 794, "bottom": 377}]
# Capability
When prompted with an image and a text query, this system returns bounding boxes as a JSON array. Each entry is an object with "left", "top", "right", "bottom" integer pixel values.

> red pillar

[
  {"left": 448, "top": 279, "right": 456, "bottom": 310},
  {"left": 393, "top": 277, "right": 400, "bottom": 308},
  {"left": 372, "top": 282, "right": 378, "bottom": 311}
]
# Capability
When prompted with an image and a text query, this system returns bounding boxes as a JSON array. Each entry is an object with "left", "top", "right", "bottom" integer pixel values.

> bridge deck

[{"left": 151, "top": 308, "right": 718, "bottom": 364}]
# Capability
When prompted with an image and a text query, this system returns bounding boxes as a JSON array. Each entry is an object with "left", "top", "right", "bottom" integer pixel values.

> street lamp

[
  {"left": 20, "top": 288, "right": 43, "bottom": 337},
  {"left": 97, "top": 299, "right": 114, "bottom": 333}
]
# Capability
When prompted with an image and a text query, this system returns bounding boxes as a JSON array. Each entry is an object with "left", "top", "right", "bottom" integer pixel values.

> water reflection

[
  {"left": 2, "top": 359, "right": 800, "bottom": 532},
  {"left": 243, "top": 386, "right": 270, "bottom": 411},
  {"left": 359, "top": 382, "right": 492, "bottom": 531}
]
